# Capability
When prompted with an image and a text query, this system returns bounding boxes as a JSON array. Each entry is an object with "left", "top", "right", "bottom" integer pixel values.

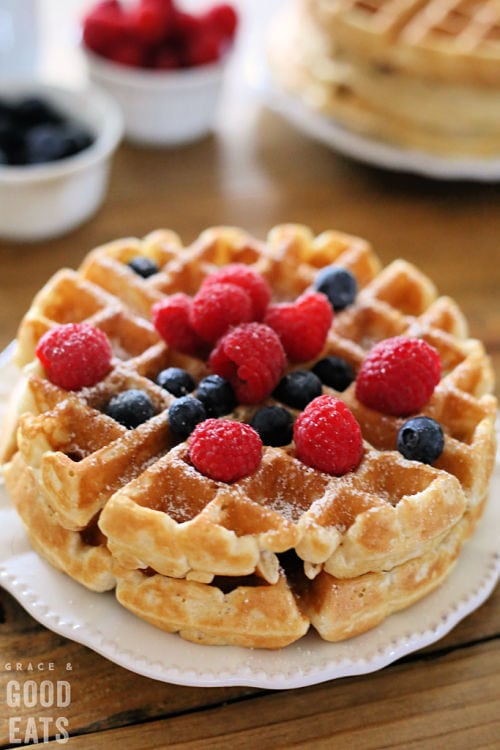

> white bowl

[
  {"left": 84, "top": 48, "right": 227, "bottom": 146},
  {"left": 0, "top": 81, "right": 123, "bottom": 243}
]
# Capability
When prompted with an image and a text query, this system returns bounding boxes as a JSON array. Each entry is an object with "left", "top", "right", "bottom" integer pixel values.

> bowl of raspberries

[
  {"left": 0, "top": 80, "right": 123, "bottom": 243},
  {"left": 81, "top": 0, "right": 239, "bottom": 145}
]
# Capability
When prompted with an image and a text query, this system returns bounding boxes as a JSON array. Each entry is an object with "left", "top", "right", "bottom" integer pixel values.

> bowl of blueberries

[
  {"left": 0, "top": 81, "right": 123, "bottom": 242},
  {"left": 81, "top": 0, "right": 239, "bottom": 146}
]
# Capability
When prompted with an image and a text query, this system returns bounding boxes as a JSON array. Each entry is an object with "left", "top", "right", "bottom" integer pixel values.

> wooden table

[{"left": 1, "top": 24, "right": 500, "bottom": 748}]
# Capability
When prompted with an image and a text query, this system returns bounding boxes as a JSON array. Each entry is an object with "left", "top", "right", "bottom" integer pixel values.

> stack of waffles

[
  {"left": 1, "top": 224, "right": 497, "bottom": 648},
  {"left": 267, "top": 0, "right": 500, "bottom": 156}
]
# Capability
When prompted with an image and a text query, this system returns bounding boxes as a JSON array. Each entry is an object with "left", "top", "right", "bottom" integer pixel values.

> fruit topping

[
  {"left": 196, "top": 374, "right": 236, "bottom": 416},
  {"left": 203, "top": 3, "right": 238, "bottom": 39},
  {"left": 264, "top": 291, "right": 333, "bottom": 362},
  {"left": 313, "top": 265, "right": 357, "bottom": 311},
  {"left": 82, "top": 0, "right": 238, "bottom": 70},
  {"left": 152, "top": 293, "right": 205, "bottom": 356},
  {"left": 0, "top": 95, "right": 94, "bottom": 167},
  {"left": 312, "top": 355, "right": 355, "bottom": 392},
  {"left": 35, "top": 323, "right": 112, "bottom": 391},
  {"left": 156, "top": 366, "right": 195, "bottom": 397},
  {"left": 294, "top": 394, "right": 364, "bottom": 475},
  {"left": 128, "top": 256, "right": 159, "bottom": 278},
  {"left": 190, "top": 282, "right": 253, "bottom": 344},
  {"left": 397, "top": 416, "right": 445, "bottom": 464},
  {"left": 200, "top": 263, "right": 271, "bottom": 320},
  {"left": 188, "top": 418, "right": 262, "bottom": 482},
  {"left": 250, "top": 406, "right": 294, "bottom": 447},
  {"left": 167, "top": 396, "right": 207, "bottom": 439},
  {"left": 105, "top": 388, "right": 155, "bottom": 428},
  {"left": 273, "top": 370, "right": 323, "bottom": 410},
  {"left": 209, "top": 322, "right": 287, "bottom": 404},
  {"left": 355, "top": 336, "right": 441, "bottom": 417}
]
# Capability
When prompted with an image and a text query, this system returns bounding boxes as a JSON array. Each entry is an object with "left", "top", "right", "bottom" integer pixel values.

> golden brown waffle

[
  {"left": 267, "top": 1, "right": 500, "bottom": 156},
  {"left": 308, "top": 0, "right": 500, "bottom": 84},
  {"left": 1, "top": 224, "right": 497, "bottom": 648}
]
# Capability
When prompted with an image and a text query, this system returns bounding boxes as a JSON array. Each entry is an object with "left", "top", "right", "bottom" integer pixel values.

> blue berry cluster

[{"left": 0, "top": 96, "right": 94, "bottom": 166}]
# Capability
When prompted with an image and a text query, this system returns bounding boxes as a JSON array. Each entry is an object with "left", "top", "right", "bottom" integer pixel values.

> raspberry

[
  {"left": 153, "top": 46, "right": 181, "bottom": 70},
  {"left": 294, "top": 395, "right": 363, "bottom": 475},
  {"left": 209, "top": 323, "right": 287, "bottom": 404},
  {"left": 200, "top": 264, "right": 271, "bottom": 320},
  {"left": 184, "top": 31, "right": 222, "bottom": 66},
  {"left": 264, "top": 291, "right": 333, "bottom": 362},
  {"left": 36, "top": 323, "right": 113, "bottom": 391},
  {"left": 190, "top": 282, "right": 253, "bottom": 344},
  {"left": 82, "top": 1, "right": 132, "bottom": 57},
  {"left": 152, "top": 293, "right": 204, "bottom": 356},
  {"left": 203, "top": 4, "right": 239, "bottom": 40},
  {"left": 355, "top": 336, "right": 441, "bottom": 416},
  {"left": 106, "top": 39, "right": 146, "bottom": 67},
  {"left": 131, "top": 0, "right": 174, "bottom": 44},
  {"left": 189, "top": 418, "right": 262, "bottom": 482}
]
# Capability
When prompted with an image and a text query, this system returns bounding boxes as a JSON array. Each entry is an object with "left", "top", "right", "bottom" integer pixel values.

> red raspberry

[
  {"left": 190, "top": 282, "right": 253, "bottom": 344},
  {"left": 209, "top": 323, "right": 287, "bottom": 404},
  {"left": 106, "top": 39, "right": 146, "bottom": 67},
  {"left": 203, "top": 4, "right": 238, "bottom": 40},
  {"left": 355, "top": 336, "right": 441, "bottom": 416},
  {"left": 264, "top": 291, "right": 333, "bottom": 363},
  {"left": 201, "top": 264, "right": 271, "bottom": 320},
  {"left": 152, "top": 293, "right": 204, "bottom": 356},
  {"left": 131, "top": 0, "right": 175, "bottom": 45},
  {"left": 294, "top": 395, "right": 363, "bottom": 475},
  {"left": 189, "top": 418, "right": 262, "bottom": 482},
  {"left": 153, "top": 46, "right": 181, "bottom": 70},
  {"left": 36, "top": 323, "right": 113, "bottom": 391},
  {"left": 184, "top": 31, "right": 222, "bottom": 66},
  {"left": 172, "top": 9, "right": 203, "bottom": 39},
  {"left": 82, "top": 1, "right": 132, "bottom": 57}
]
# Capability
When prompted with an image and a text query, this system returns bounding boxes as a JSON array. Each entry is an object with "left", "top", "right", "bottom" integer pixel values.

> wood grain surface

[{"left": 0, "top": 9, "right": 499, "bottom": 747}]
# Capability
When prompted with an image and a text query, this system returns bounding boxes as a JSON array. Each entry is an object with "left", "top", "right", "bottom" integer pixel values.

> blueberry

[
  {"left": 168, "top": 396, "right": 207, "bottom": 439},
  {"left": 156, "top": 367, "right": 195, "bottom": 397},
  {"left": 24, "top": 123, "right": 70, "bottom": 163},
  {"left": 312, "top": 356, "right": 355, "bottom": 392},
  {"left": 105, "top": 389, "right": 156, "bottom": 429},
  {"left": 313, "top": 265, "right": 357, "bottom": 311},
  {"left": 13, "top": 96, "right": 64, "bottom": 127},
  {"left": 128, "top": 256, "right": 159, "bottom": 278},
  {"left": 58, "top": 122, "right": 94, "bottom": 157},
  {"left": 250, "top": 406, "right": 294, "bottom": 447},
  {"left": 0, "top": 112, "right": 22, "bottom": 152},
  {"left": 197, "top": 374, "right": 236, "bottom": 417},
  {"left": 273, "top": 370, "right": 323, "bottom": 409},
  {"left": 397, "top": 416, "right": 444, "bottom": 464}
]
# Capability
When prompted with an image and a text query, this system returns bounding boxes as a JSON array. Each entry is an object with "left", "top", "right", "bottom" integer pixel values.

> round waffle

[
  {"left": 267, "top": 1, "right": 500, "bottom": 156},
  {"left": 1, "top": 224, "right": 497, "bottom": 648}
]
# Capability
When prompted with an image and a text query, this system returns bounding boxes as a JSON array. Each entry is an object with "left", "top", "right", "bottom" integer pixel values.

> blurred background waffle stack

[
  {"left": 267, "top": 0, "right": 500, "bottom": 156},
  {"left": 1, "top": 225, "right": 497, "bottom": 648}
]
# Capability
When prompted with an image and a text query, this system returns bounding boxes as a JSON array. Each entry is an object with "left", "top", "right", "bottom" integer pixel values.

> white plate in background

[{"left": 242, "top": 2, "right": 500, "bottom": 182}]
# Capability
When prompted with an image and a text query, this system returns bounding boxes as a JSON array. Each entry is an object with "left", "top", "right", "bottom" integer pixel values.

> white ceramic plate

[
  {"left": 242, "top": 2, "right": 500, "bottom": 182},
  {"left": 0, "top": 345, "right": 499, "bottom": 689}
]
